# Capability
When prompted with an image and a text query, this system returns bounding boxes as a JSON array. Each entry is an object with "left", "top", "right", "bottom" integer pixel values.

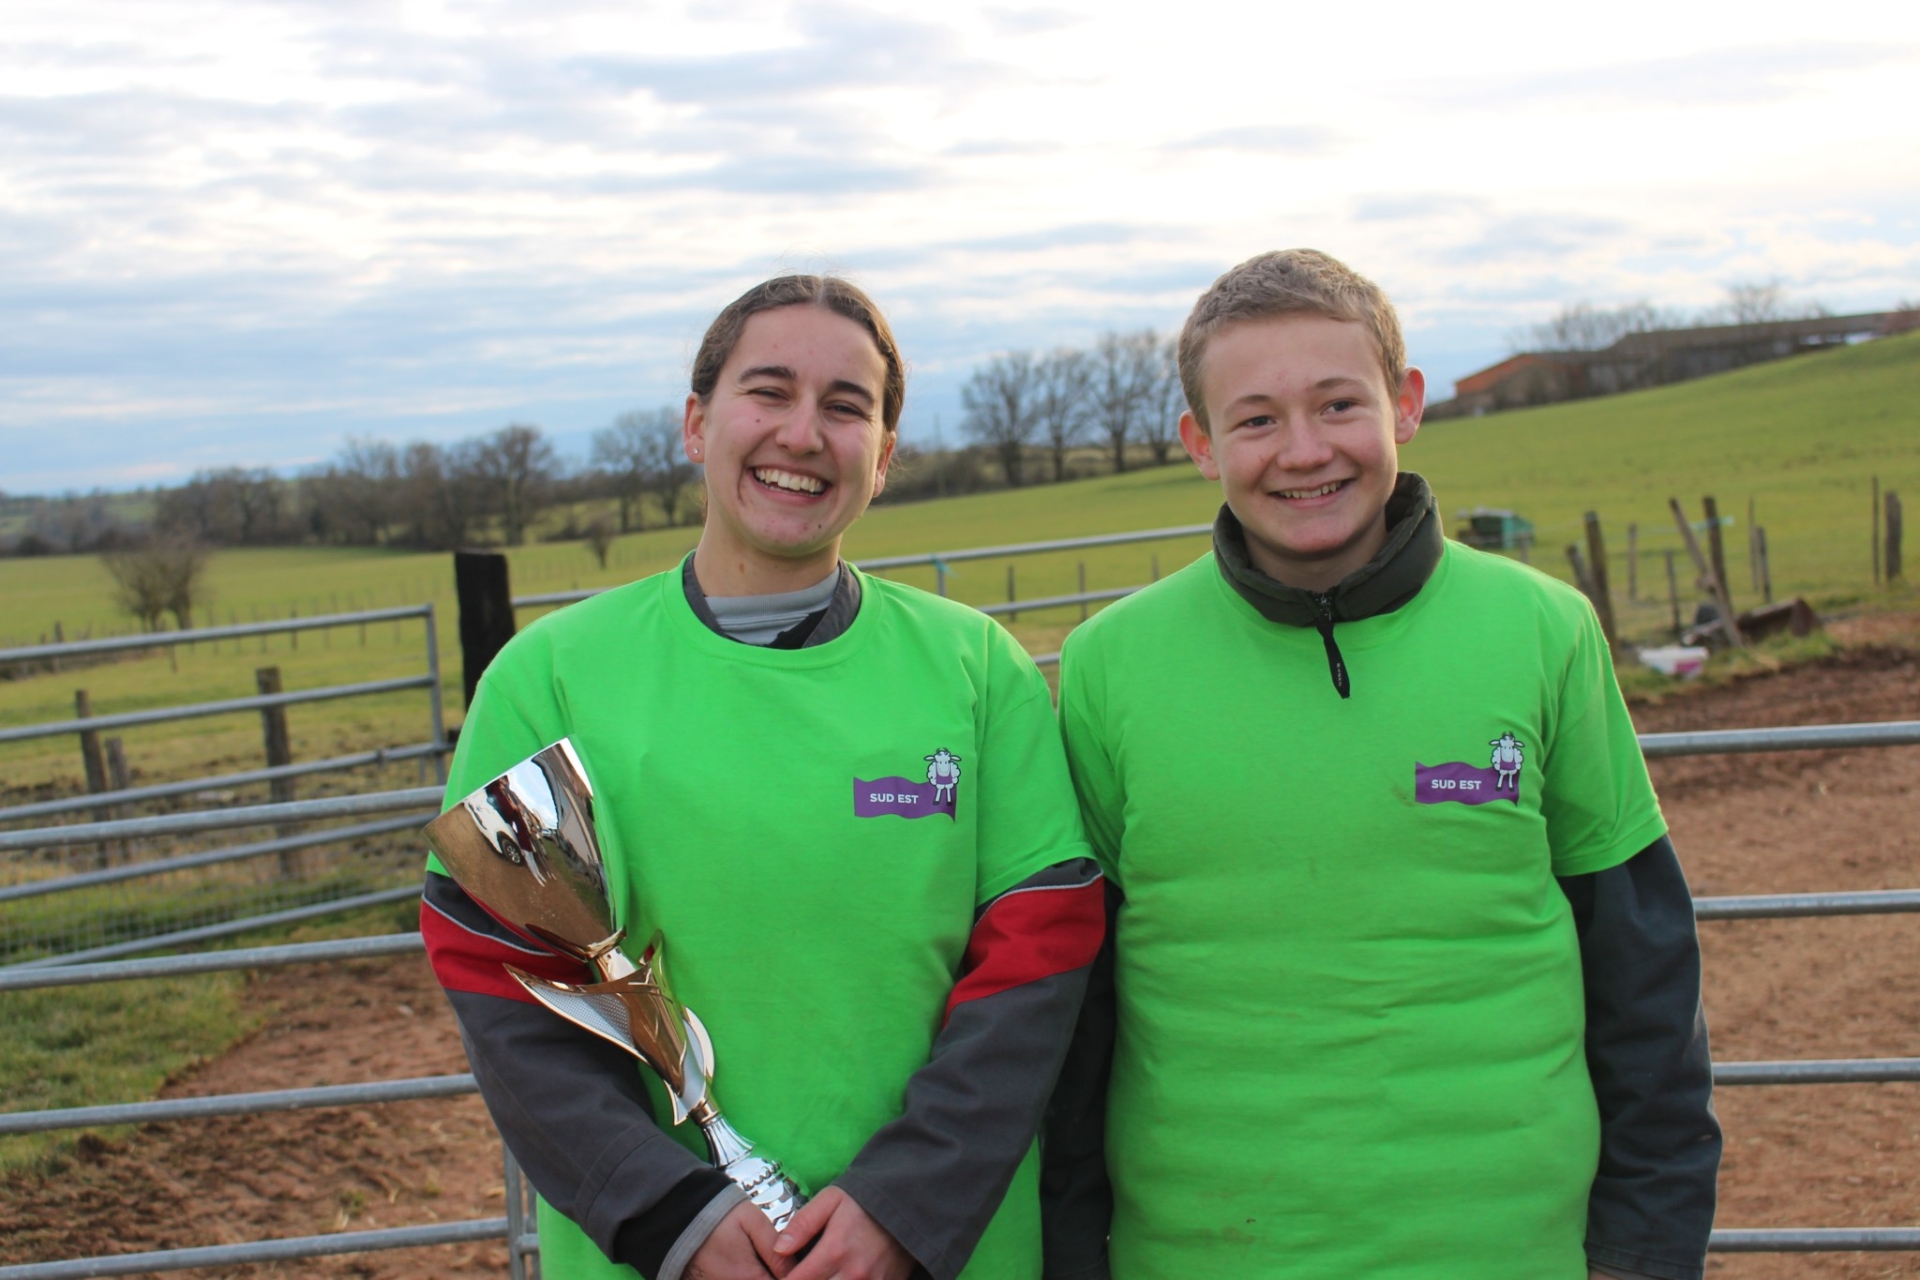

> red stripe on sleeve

[
  {"left": 944, "top": 879, "right": 1105, "bottom": 1024},
  {"left": 422, "top": 901, "right": 590, "bottom": 1002}
]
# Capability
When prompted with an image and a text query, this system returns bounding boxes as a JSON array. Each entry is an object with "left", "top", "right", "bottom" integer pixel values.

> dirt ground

[{"left": 2, "top": 641, "right": 1918, "bottom": 1277}]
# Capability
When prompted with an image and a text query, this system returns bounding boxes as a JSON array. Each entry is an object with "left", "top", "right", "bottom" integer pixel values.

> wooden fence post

[
  {"left": 1565, "top": 544, "right": 1591, "bottom": 598},
  {"left": 74, "top": 690, "right": 111, "bottom": 867},
  {"left": 1872, "top": 475, "right": 1882, "bottom": 585},
  {"left": 454, "top": 551, "right": 517, "bottom": 711},
  {"left": 1007, "top": 565, "right": 1018, "bottom": 623},
  {"left": 1747, "top": 498, "right": 1759, "bottom": 592},
  {"left": 1078, "top": 562, "right": 1088, "bottom": 621},
  {"left": 1756, "top": 527, "right": 1773, "bottom": 604},
  {"left": 1625, "top": 524, "right": 1638, "bottom": 601},
  {"left": 1583, "top": 512, "right": 1619, "bottom": 652},
  {"left": 1664, "top": 550, "right": 1682, "bottom": 640},
  {"left": 1703, "top": 496, "right": 1732, "bottom": 614},
  {"left": 1888, "top": 492, "right": 1905, "bottom": 582},
  {"left": 256, "top": 666, "right": 302, "bottom": 876},
  {"left": 1669, "top": 497, "right": 1743, "bottom": 646}
]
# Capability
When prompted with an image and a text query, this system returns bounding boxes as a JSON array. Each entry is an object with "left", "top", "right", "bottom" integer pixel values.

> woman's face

[{"left": 685, "top": 305, "right": 895, "bottom": 587}]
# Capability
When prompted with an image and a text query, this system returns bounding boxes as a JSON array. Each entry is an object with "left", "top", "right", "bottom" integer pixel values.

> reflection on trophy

[{"left": 423, "top": 738, "right": 805, "bottom": 1229}]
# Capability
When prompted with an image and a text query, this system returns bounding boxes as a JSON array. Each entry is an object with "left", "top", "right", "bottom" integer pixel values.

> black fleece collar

[
  {"left": 1212, "top": 471, "right": 1444, "bottom": 626},
  {"left": 1211, "top": 472, "right": 1444, "bottom": 700}
]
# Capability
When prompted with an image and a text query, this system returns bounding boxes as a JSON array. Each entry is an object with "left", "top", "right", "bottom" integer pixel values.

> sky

[{"left": 3, "top": 0, "right": 1918, "bottom": 494}]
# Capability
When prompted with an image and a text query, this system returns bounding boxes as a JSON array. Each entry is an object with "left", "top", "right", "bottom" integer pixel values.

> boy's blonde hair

[{"left": 1177, "top": 249, "right": 1406, "bottom": 431}]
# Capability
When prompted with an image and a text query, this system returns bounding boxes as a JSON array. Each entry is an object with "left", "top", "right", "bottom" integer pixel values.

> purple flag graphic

[
  {"left": 854, "top": 777, "right": 956, "bottom": 820},
  {"left": 1415, "top": 761, "right": 1518, "bottom": 805}
]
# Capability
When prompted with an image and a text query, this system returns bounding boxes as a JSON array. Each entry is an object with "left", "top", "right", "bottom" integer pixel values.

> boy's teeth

[
  {"left": 754, "top": 468, "right": 826, "bottom": 494},
  {"left": 1278, "top": 481, "right": 1343, "bottom": 499}
]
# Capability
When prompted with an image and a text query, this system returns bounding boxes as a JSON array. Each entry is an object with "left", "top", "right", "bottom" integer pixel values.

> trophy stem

[{"left": 694, "top": 1104, "right": 806, "bottom": 1231}]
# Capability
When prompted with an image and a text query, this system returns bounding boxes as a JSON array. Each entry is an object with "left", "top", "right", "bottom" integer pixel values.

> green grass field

[
  {"left": 2, "top": 330, "right": 1917, "bottom": 801},
  {"left": 2, "top": 333, "right": 1916, "bottom": 1174}
]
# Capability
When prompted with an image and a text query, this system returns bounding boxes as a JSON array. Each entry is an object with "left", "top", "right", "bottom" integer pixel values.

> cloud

[
  {"left": 1441, "top": 41, "right": 1914, "bottom": 110},
  {"left": 1175, "top": 125, "right": 1342, "bottom": 156}
]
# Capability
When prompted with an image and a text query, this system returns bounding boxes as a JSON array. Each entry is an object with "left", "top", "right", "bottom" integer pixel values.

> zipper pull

[{"left": 1312, "top": 593, "right": 1352, "bottom": 700}]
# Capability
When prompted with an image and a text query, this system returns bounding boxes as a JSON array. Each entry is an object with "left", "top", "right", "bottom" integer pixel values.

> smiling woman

[
  {"left": 419, "top": 276, "right": 1104, "bottom": 1280},
  {"left": 685, "top": 276, "right": 906, "bottom": 595}
]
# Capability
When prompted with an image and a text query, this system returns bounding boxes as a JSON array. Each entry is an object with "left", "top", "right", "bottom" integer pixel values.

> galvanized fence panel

[
  {"left": 3, "top": 561, "right": 1918, "bottom": 1271},
  {"left": 0, "top": 603, "right": 446, "bottom": 966}
]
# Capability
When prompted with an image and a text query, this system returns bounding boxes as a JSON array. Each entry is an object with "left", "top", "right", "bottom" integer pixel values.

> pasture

[{"left": 1, "top": 329, "right": 1917, "bottom": 803}]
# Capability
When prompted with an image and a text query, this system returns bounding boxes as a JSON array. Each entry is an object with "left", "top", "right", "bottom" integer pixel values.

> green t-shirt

[
  {"left": 1058, "top": 541, "right": 1666, "bottom": 1280},
  {"left": 433, "top": 564, "right": 1088, "bottom": 1279}
]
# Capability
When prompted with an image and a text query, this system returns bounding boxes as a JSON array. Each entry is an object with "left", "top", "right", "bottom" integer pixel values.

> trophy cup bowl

[{"left": 424, "top": 738, "right": 804, "bottom": 1229}]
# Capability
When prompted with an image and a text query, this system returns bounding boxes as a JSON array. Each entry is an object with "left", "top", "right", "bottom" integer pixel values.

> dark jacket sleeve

[
  {"left": 1558, "top": 836, "right": 1722, "bottom": 1280},
  {"left": 1038, "top": 879, "right": 1120, "bottom": 1280},
  {"left": 423, "top": 870, "right": 743, "bottom": 1280},
  {"left": 835, "top": 858, "right": 1106, "bottom": 1280}
]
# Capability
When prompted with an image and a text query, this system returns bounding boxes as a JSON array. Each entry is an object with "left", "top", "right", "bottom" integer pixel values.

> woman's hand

[
  {"left": 774, "top": 1186, "right": 916, "bottom": 1280},
  {"left": 686, "top": 1200, "right": 790, "bottom": 1280}
]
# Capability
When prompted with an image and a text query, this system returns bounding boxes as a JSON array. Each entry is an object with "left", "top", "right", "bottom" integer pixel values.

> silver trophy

[{"left": 424, "top": 738, "right": 805, "bottom": 1229}]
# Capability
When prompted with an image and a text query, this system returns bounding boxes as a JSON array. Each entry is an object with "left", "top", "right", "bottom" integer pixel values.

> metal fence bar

[
  {"left": 0, "top": 816, "right": 424, "bottom": 904},
  {"left": 1694, "top": 889, "right": 1920, "bottom": 920},
  {"left": 423, "top": 603, "right": 448, "bottom": 785},
  {"left": 0, "top": 1218, "right": 512, "bottom": 1280},
  {"left": 0, "top": 787, "right": 442, "bottom": 852},
  {"left": 1710, "top": 1228, "right": 1920, "bottom": 1251},
  {"left": 854, "top": 523, "right": 1214, "bottom": 570},
  {"left": 1715, "top": 1058, "right": 1920, "bottom": 1084},
  {"left": 0, "top": 934, "right": 425, "bottom": 992},
  {"left": 0, "top": 744, "right": 444, "bottom": 825},
  {"left": 1640, "top": 720, "right": 1920, "bottom": 758},
  {"left": 0, "top": 675, "right": 435, "bottom": 745},
  {"left": 0, "top": 606, "right": 431, "bottom": 667},
  {"left": 511, "top": 524, "right": 1214, "bottom": 609},
  {"left": 976, "top": 586, "right": 1140, "bottom": 619},
  {"left": 8, "top": 885, "right": 422, "bottom": 968},
  {"left": 0, "top": 1074, "right": 477, "bottom": 1136}
]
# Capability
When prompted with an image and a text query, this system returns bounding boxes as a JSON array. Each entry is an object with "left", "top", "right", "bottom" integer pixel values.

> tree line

[
  {"left": 958, "top": 328, "right": 1184, "bottom": 486},
  {"left": 3, "top": 325, "right": 1195, "bottom": 561}
]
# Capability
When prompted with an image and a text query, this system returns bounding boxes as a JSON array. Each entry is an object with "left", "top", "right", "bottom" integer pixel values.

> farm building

[{"left": 1430, "top": 309, "right": 1920, "bottom": 417}]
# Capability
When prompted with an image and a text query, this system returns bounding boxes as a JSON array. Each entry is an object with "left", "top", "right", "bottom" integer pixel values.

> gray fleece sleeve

[{"left": 836, "top": 857, "right": 1107, "bottom": 1280}]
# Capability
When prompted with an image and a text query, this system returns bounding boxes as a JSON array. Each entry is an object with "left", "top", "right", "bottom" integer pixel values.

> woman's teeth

[{"left": 754, "top": 467, "right": 826, "bottom": 494}]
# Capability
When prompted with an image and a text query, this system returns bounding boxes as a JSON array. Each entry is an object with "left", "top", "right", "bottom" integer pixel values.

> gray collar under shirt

[{"left": 680, "top": 558, "right": 863, "bottom": 648}]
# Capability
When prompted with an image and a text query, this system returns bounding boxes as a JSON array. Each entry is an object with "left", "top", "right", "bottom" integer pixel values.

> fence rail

[
  {"left": 512, "top": 523, "right": 1215, "bottom": 608},
  {"left": 0, "top": 1220, "right": 513, "bottom": 1280},
  {"left": 5, "top": 576, "right": 1919, "bottom": 1271},
  {"left": 0, "top": 675, "right": 434, "bottom": 746},
  {"left": 0, "top": 787, "right": 443, "bottom": 853},
  {"left": 0, "top": 742, "right": 444, "bottom": 825},
  {"left": 0, "top": 605, "right": 433, "bottom": 667}
]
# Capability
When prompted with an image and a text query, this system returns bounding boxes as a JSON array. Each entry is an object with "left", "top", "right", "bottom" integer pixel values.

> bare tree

[
  {"left": 584, "top": 512, "right": 617, "bottom": 568},
  {"left": 591, "top": 413, "right": 654, "bottom": 533},
  {"left": 1714, "top": 280, "right": 1825, "bottom": 325},
  {"left": 632, "top": 407, "right": 698, "bottom": 527},
  {"left": 1140, "top": 335, "right": 1185, "bottom": 466},
  {"left": 1088, "top": 330, "right": 1160, "bottom": 474},
  {"left": 1511, "top": 301, "right": 1676, "bottom": 353},
  {"left": 102, "top": 536, "right": 209, "bottom": 631},
  {"left": 1032, "top": 348, "right": 1092, "bottom": 483},
  {"left": 469, "top": 424, "right": 558, "bottom": 546},
  {"left": 961, "top": 351, "right": 1040, "bottom": 487}
]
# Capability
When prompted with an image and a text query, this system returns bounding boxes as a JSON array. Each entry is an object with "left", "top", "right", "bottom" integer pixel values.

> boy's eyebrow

[
  {"left": 737, "top": 367, "right": 877, "bottom": 404},
  {"left": 1225, "top": 375, "right": 1373, "bottom": 411}
]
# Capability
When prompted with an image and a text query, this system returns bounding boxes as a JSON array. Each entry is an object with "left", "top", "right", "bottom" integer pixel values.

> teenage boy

[{"left": 1045, "top": 250, "right": 1720, "bottom": 1280}]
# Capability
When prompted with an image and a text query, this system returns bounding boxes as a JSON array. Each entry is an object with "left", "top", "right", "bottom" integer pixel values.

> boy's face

[{"left": 1179, "top": 313, "right": 1424, "bottom": 593}]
